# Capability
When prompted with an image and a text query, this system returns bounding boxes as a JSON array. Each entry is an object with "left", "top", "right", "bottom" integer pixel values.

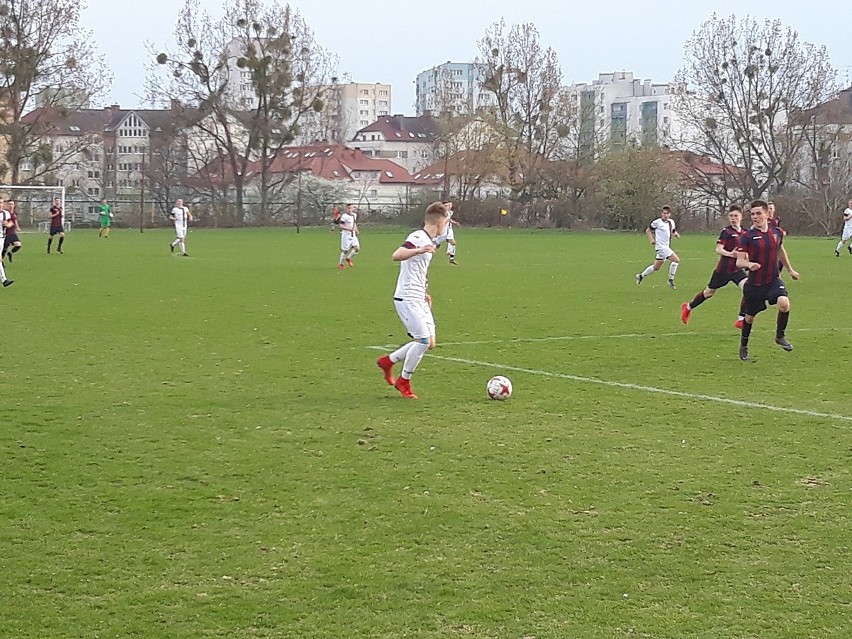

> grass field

[{"left": 1, "top": 225, "right": 850, "bottom": 639}]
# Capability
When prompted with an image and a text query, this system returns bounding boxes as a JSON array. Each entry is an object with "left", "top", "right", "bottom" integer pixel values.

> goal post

[{"left": 0, "top": 185, "right": 67, "bottom": 231}]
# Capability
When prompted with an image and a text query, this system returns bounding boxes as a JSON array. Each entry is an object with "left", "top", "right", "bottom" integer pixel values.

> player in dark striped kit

[
  {"left": 680, "top": 204, "right": 747, "bottom": 327},
  {"left": 735, "top": 200, "right": 800, "bottom": 361}
]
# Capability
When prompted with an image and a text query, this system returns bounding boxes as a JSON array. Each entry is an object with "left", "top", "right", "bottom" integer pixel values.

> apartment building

[
  {"left": 350, "top": 115, "right": 440, "bottom": 173},
  {"left": 572, "top": 71, "right": 683, "bottom": 154},
  {"left": 415, "top": 61, "right": 495, "bottom": 116}
]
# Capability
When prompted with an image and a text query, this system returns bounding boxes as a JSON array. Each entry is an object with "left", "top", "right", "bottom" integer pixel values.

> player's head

[
  {"left": 6, "top": 198, "right": 14, "bottom": 207},
  {"left": 442, "top": 200, "right": 452, "bottom": 210},
  {"left": 53, "top": 197, "right": 60, "bottom": 205},
  {"left": 425, "top": 201, "right": 447, "bottom": 232},
  {"left": 346, "top": 203, "right": 354, "bottom": 212},
  {"left": 176, "top": 198, "right": 184, "bottom": 206},
  {"left": 848, "top": 198, "right": 852, "bottom": 207},
  {"left": 727, "top": 203, "right": 742, "bottom": 222},
  {"left": 750, "top": 200, "right": 769, "bottom": 224},
  {"left": 661, "top": 205, "right": 672, "bottom": 219},
  {"left": 767, "top": 200, "right": 775, "bottom": 216}
]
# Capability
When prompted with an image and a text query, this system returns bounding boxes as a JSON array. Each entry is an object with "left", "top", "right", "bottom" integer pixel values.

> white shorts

[
  {"left": 394, "top": 299, "right": 435, "bottom": 340},
  {"left": 341, "top": 233, "right": 360, "bottom": 251},
  {"left": 174, "top": 224, "right": 187, "bottom": 240},
  {"left": 655, "top": 246, "right": 675, "bottom": 261},
  {"left": 842, "top": 227, "right": 852, "bottom": 242},
  {"left": 445, "top": 225, "right": 455, "bottom": 242}
]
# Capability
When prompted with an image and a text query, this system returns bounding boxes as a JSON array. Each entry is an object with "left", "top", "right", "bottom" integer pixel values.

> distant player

[
  {"left": 442, "top": 200, "right": 459, "bottom": 264},
  {"left": 834, "top": 199, "right": 852, "bottom": 257},
  {"left": 2, "top": 199, "right": 22, "bottom": 262},
  {"left": 735, "top": 200, "right": 800, "bottom": 361},
  {"left": 0, "top": 201, "right": 14, "bottom": 286},
  {"left": 47, "top": 197, "right": 65, "bottom": 254},
  {"left": 168, "top": 198, "right": 192, "bottom": 256},
  {"left": 376, "top": 201, "right": 448, "bottom": 399},
  {"left": 636, "top": 205, "right": 680, "bottom": 289},
  {"left": 98, "top": 199, "right": 113, "bottom": 238},
  {"left": 337, "top": 203, "right": 360, "bottom": 269},
  {"left": 681, "top": 205, "right": 748, "bottom": 327}
]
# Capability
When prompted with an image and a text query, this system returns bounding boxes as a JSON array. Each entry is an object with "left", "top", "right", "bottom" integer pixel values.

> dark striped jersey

[
  {"left": 737, "top": 226, "right": 784, "bottom": 286},
  {"left": 715, "top": 225, "right": 746, "bottom": 274}
]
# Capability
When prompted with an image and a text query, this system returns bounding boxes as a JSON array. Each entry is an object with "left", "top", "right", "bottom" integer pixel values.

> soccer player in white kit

[
  {"left": 0, "top": 202, "right": 13, "bottom": 287},
  {"left": 834, "top": 199, "right": 852, "bottom": 257},
  {"left": 169, "top": 198, "right": 193, "bottom": 256},
  {"left": 337, "top": 203, "right": 360, "bottom": 269},
  {"left": 442, "top": 200, "right": 459, "bottom": 264},
  {"left": 635, "top": 205, "right": 681, "bottom": 289},
  {"left": 376, "top": 202, "right": 448, "bottom": 399}
]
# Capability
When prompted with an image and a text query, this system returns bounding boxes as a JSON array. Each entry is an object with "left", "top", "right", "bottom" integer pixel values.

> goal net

[{"left": 0, "top": 185, "right": 67, "bottom": 232}]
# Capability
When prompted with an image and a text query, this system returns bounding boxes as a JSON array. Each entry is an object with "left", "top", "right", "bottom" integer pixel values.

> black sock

[
  {"left": 776, "top": 311, "right": 789, "bottom": 338},
  {"left": 58, "top": 237, "right": 64, "bottom": 250},
  {"left": 689, "top": 292, "right": 706, "bottom": 309},
  {"left": 740, "top": 321, "right": 753, "bottom": 346},
  {"left": 11, "top": 246, "right": 19, "bottom": 253},
  {"left": 47, "top": 238, "right": 52, "bottom": 252}
]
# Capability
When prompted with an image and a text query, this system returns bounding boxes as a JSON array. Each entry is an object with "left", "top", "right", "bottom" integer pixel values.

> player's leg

[
  {"left": 681, "top": 272, "right": 719, "bottom": 324},
  {"left": 389, "top": 300, "right": 434, "bottom": 398},
  {"left": 0, "top": 257, "right": 11, "bottom": 286},
  {"left": 666, "top": 252, "right": 680, "bottom": 289},
  {"left": 57, "top": 231, "right": 65, "bottom": 253},
  {"left": 636, "top": 257, "right": 662, "bottom": 284},
  {"left": 344, "top": 237, "right": 359, "bottom": 266},
  {"left": 771, "top": 282, "right": 793, "bottom": 351}
]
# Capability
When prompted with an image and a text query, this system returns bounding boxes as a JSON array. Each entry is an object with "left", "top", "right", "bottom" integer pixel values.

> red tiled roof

[
  {"left": 355, "top": 115, "right": 440, "bottom": 142},
  {"left": 197, "top": 143, "right": 419, "bottom": 186}
]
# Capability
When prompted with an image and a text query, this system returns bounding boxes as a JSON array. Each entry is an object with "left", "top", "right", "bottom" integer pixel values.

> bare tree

[
  {"left": 476, "top": 20, "right": 573, "bottom": 204},
  {"left": 148, "top": 0, "right": 337, "bottom": 224},
  {"left": 0, "top": 0, "right": 111, "bottom": 184},
  {"left": 674, "top": 14, "right": 837, "bottom": 201}
]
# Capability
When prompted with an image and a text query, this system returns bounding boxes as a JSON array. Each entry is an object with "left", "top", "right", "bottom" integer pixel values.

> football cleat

[
  {"left": 170, "top": 243, "right": 175, "bottom": 253},
  {"left": 680, "top": 302, "right": 691, "bottom": 325},
  {"left": 345, "top": 258, "right": 354, "bottom": 267},
  {"left": 775, "top": 337, "right": 793, "bottom": 352},
  {"left": 337, "top": 263, "right": 345, "bottom": 270},
  {"left": 848, "top": 245, "right": 852, "bottom": 255},
  {"left": 181, "top": 253, "right": 189, "bottom": 257},
  {"left": 734, "top": 318, "right": 744, "bottom": 330},
  {"left": 394, "top": 377, "right": 418, "bottom": 399},
  {"left": 2, "top": 279, "right": 13, "bottom": 287},
  {"left": 739, "top": 345, "right": 749, "bottom": 361},
  {"left": 376, "top": 356, "right": 395, "bottom": 386},
  {"left": 668, "top": 279, "right": 676, "bottom": 290},
  {"left": 836, "top": 250, "right": 841, "bottom": 257},
  {"left": 635, "top": 273, "right": 643, "bottom": 286}
]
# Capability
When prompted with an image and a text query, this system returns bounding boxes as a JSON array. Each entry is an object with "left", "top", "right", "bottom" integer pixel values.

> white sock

[
  {"left": 390, "top": 342, "right": 415, "bottom": 363},
  {"left": 0, "top": 261, "right": 6, "bottom": 280},
  {"left": 668, "top": 262, "right": 679, "bottom": 279},
  {"left": 447, "top": 245, "right": 455, "bottom": 258},
  {"left": 837, "top": 241, "right": 844, "bottom": 252},
  {"left": 641, "top": 265, "right": 655, "bottom": 277},
  {"left": 401, "top": 342, "right": 429, "bottom": 379},
  {"left": 179, "top": 241, "right": 186, "bottom": 254}
]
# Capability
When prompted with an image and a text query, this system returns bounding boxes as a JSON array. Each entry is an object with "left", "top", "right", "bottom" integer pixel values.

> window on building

[
  {"left": 370, "top": 189, "right": 377, "bottom": 197},
  {"left": 359, "top": 99, "right": 368, "bottom": 105}
]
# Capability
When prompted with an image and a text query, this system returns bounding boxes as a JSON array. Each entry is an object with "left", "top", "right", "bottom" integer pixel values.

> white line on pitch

[
  {"left": 437, "top": 327, "right": 849, "bottom": 347},
  {"left": 365, "top": 346, "right": 852, "bottom": 422}
]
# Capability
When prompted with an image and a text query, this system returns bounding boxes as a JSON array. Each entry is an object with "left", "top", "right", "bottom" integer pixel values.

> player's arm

[
  {"left": 393, "top": 242, "right": 435, "bottom": 261},
  {"left": 778, "top": 245, "right": 800, "bottom": 280},
  {"left": 715, "top": 239, "right": 736, "bottom": 259},
  {"left": 735, "top": 247, "right": 759, "bottom": 271},
  {"left": 186, "top": 208, "right": 193, "bottom": 222},
  {"left": 645, "top": 226, "right": 655, "bottom": 245},
  {"left": 843, "top": 210, "right": 852, "bottom": 221}
]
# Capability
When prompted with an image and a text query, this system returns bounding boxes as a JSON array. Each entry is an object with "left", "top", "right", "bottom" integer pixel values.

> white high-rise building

[
  {"left": 415, "top": 61, "right": 495, "bottom": 116},
  {"left": 570, "top": 71, "right": 684, "bottom": 155}
]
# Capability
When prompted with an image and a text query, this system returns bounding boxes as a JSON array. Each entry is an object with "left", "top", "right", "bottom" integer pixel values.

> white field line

[
  {"left": 436, "top": 327, "right": 848, "bottom": 347},
  {"left": 365, "top": 346, "right": 852, "bottom": 423}
]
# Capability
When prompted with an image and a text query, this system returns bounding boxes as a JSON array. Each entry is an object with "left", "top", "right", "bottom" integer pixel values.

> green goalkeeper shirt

[{"left": 98, "top": 204, "right": 112, "bottom": 227}]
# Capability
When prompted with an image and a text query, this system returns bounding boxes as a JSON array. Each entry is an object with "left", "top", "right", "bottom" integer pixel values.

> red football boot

[
  {"left": 394, "top": 377, "right": 418, "bottom": 399},
  {"left": 376, "top": 355, "right": 395, "bottom": 386}
]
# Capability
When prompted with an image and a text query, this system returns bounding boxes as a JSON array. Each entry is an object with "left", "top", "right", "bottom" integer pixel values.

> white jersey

[
  {"left": 0, "top": 209, "right": 10, "bottom": 239},
  {"left": 649, "top": 216, "right": 676, "bottom": 250},
  {"left": 843, "top": 208, "right": 852, "bottom": 234},
  {"left": 393, "top": 229, "right": 434, "bottom": 301},
  {"left": 172, "top": 206, "right": 190, "bottom": 229}
]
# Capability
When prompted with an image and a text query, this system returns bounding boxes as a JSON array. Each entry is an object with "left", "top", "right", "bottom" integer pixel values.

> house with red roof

[{"left": 351, "top": 115, "right": 441, "bottom": 174}]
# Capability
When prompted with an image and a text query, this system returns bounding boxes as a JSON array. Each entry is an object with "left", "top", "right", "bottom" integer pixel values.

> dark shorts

[
  {"left": 742, "top": 278, "right": 789, "bottom": 317},
  {"left": 49, "top": 225, "right": 64, "bottom": 236},
  {"left": 707, "top": 269, "right": 746, "bottom": 290},
  {"left": 3, "top": 233, "right": 19, "bottom": 245}
]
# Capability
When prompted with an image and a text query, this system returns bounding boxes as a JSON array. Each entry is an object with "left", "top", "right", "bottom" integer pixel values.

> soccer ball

[{"left": 486, "top": 375, "right": 512, "bottom": 400}]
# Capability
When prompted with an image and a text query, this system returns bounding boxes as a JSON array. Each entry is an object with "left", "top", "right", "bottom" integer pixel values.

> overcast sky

[{"left": 80, "top": 0, "right": 852, "bottom": 113}]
